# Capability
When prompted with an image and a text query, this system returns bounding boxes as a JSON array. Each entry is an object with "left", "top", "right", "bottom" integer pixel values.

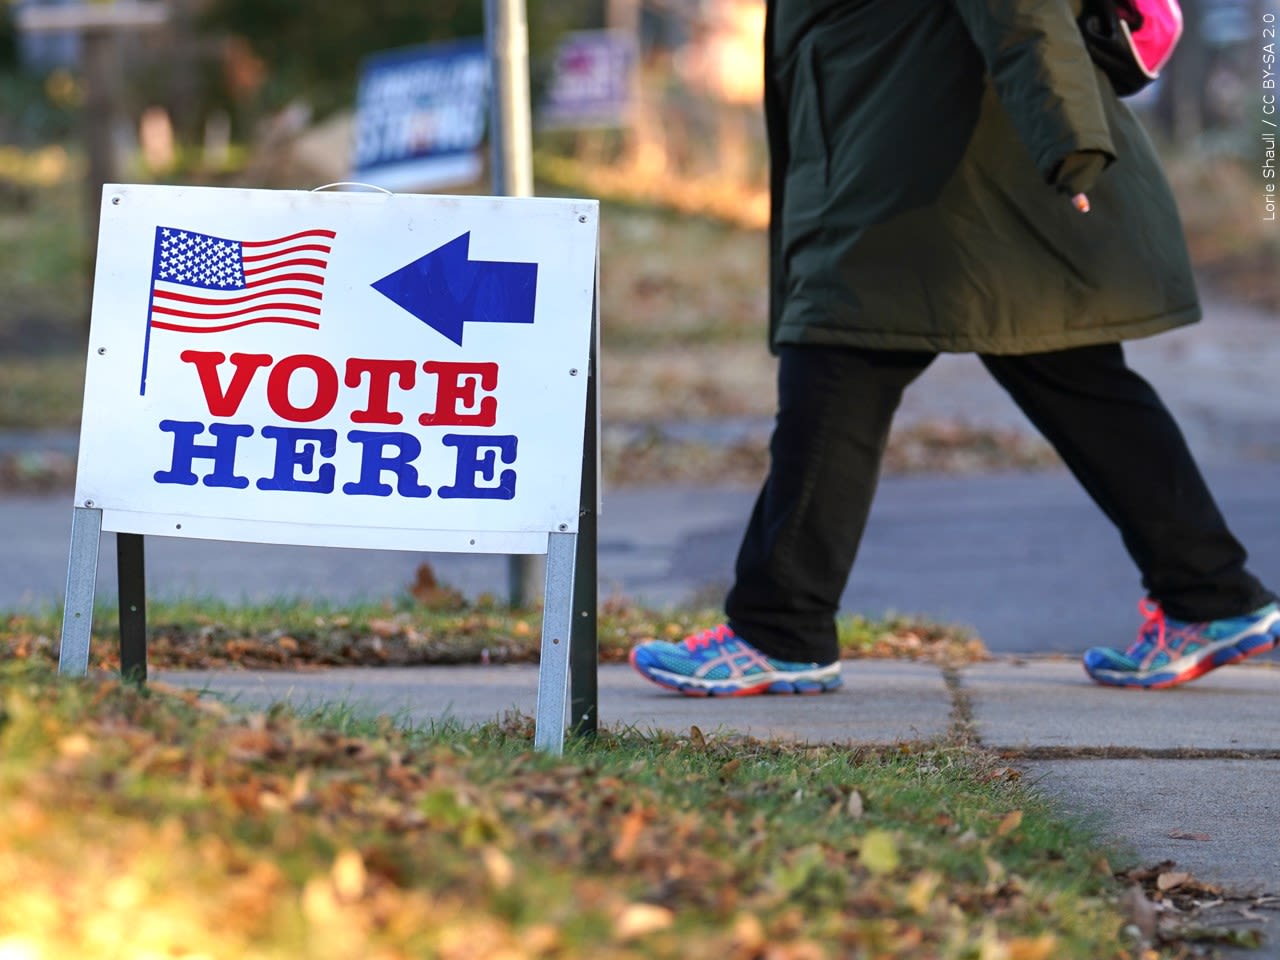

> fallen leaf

[
  {"left": 995, "top": 809, "right": 1023, "bottom": 838},
  {"left": 367, "top": 618, "right": 402, "bottom": 639},
  {"left": 302, "top": 875, "right": 340, "bottom": 925},
  {"left": 611, "top": 808, "right": 647, "bottom": 862},
  {"left": 56, "top": 733, "right": 93, "bottom": 758},
  {"left": 1156, "top": 870, "right": 1191, "bottom": 891},
  {"left": 227, "top": 728, "right": 277, "bottom": 762},
  {"left": 331, "top": 849, "right": 366, "bottom": 901},
  {"left": 730, "top": 913, "right": 765, "bottom": 952},
  {"left": 613, "top": 903, "right": 674, "bottom": 940},
  {"left": 984, "top": 856, "right": 1007, "bottom": 886},
  {"left": 859, "top": 829, "right": 900, "bottom": 876},
  {"left": 481, "top": 847, "right": 514, "bottom": 890},
  {"left": 410, "top": 562, "right": 465, "bottom": 609},
  {"left": 1167, "top": 831, "right": 1212, "bottom": 842},
  {"left": 845, "top": 789, "right": 865, "bottom": 819},
  {"left": 905, "top": 870, "right": 940, "bottom": 915},
  {"left": 1007, "top": 933, "right": 1058, "bottom": 960},
  {"left": 689, "top": 725, "right": 706, "bottom": 749}
]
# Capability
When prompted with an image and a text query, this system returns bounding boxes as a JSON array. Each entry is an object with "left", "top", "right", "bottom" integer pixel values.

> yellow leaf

[
  {"left": 984, "top": 856, "right": 1007, "bottom": 886},
  {"left": 289, "top": 769, "right": 312, "bottom": 805},
  {"left": 481, "top": 847, "right": 515, "bottom": 890},
  {"left": 613, "top": 903, "right": 674, "bottom": 940},
  {"left": 331, "top": 849, "right": 366, "bottom": 902},
  {"left": 56, "top": 733, "right": 92, "bottom": 758},
  {"left": 522, "top": 924, "right": 560, "bottom": 954},
  {"left": 730, "top": 913, "right": 765, "bottom": 952},
  {"left": 1008, "top": 934, "right": 1059, "bottom": 960},
  {"left": 859, "top": 829, "right": 900, "bottom": 875},
  {"left": 905, "top": 870, "right": 940, "bottom": 915},
  {"left": 995, "top": 809, "right": 1023, "bottom": 838},
  {"left": 258, "top": 790, "right": 288, "bottom": 813}
]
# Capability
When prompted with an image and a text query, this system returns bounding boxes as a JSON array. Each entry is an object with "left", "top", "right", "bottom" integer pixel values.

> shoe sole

[
  {"left": 628, "top": 648, "right": 842, "bottom": 697},
  {"left": 1086, "top": 616, "right": 1280, "bottom": 689}
]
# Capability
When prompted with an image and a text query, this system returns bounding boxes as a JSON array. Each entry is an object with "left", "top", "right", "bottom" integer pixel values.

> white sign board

[{"left": 75, "top": 185, "right": 599, "bottom": 555}]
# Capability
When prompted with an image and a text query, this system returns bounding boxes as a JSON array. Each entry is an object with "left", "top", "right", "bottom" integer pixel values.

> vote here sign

[{"left": 75, "top": 185, "right": 599, "bottom": 555}]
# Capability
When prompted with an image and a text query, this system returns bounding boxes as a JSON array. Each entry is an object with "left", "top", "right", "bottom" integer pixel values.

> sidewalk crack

[
  {"left": 990, "top": 746, "right": 1280, "bottom": 760},
  {"left": 941, "top": 666, "right": 980, "bottom": 749}
]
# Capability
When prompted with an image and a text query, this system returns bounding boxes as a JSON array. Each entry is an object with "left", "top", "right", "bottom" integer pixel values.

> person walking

[{"left": 629, "top": 0, "right": 1279, "bottom": 695}]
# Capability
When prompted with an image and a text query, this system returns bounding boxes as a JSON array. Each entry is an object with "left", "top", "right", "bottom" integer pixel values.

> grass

[
  {"left": 2, "top": 596, "right": 989, "bottom": 672},
  {"left": 0, "top": 172, "right": 88, "bottom": 335},
  {"left": 0, "top": 353, "right": 85, "bottom": 429},
  {"left": 0, "top": 657, "right": 1142, "bottom": 959}
]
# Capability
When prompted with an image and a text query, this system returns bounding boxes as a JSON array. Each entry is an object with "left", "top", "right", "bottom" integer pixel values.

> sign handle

[
  {"left": 534, "top": 531, "right": 578, "bottom": 753},
  {"left": 117, "top": 533, "right": 148, "bottom": 682},
  {"left": 59, "top": 506, "right": 103, "bottom": 675},
  {"left": 310, "top": 181, "right": 393, "bottom": 195}
]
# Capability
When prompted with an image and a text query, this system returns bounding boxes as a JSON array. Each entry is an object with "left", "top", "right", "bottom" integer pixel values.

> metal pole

[
  {"left": 80, "top": 27, "right": 117, "bottom": 297},
  {"left": 485, "top": 0, "right": 542, "bottom": 606},
  {"left": 486, "top": 0, "right": 534, "bottom": 197}
]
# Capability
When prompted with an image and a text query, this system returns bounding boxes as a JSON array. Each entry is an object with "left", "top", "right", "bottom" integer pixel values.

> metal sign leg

[
  {"left": 569, "top": 297, "right": 599, "bottom": 737},
  {"left": 534, "top": 531, "right": 578, "bottom": 754},
  {"left": 59, "top": 506, "right": 103, "bottom": 675},
  {"left": 117, "top": 532, "right": 147, "bottom": 682}
]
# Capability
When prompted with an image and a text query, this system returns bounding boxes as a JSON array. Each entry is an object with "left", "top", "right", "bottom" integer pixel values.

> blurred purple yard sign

[{"left": 539, "top": 30, "right": 636, "bottom": 130}]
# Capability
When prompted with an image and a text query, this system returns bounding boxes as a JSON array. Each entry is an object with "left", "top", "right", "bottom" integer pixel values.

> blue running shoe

[
  {"left": 1083, "top": 599, "right": 1280, "bottom": 689},
  {"left": 629, "top": 624, "right": 841, "bottom": 697}
]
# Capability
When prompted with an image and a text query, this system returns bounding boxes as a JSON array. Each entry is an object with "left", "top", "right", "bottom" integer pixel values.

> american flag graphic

[{"left": 147, "top": 226, "right": 336, "bottom": 334}]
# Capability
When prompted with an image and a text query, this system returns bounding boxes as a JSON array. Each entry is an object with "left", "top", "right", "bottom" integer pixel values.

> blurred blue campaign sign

[
  {"left": 353, "top": 39, "right": 490, "bottom": 191},
  {"left": 539, "top": 30, "right": 636, "bottom": 130}
]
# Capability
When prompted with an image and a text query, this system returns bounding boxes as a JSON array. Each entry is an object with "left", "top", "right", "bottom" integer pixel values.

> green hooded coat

[{"left": 766, "top": 0, "right": 1200, "bottom": 354}]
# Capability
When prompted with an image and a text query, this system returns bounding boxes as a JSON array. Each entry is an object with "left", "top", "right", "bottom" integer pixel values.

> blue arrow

[{"left": 371, "top": 232, "right": 538, "bottom": 346}]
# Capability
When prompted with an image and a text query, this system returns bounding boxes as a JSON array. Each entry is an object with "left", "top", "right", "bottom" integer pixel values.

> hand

[{"left": 1072, "top": 193, "right": 1091, "bottom": 214}]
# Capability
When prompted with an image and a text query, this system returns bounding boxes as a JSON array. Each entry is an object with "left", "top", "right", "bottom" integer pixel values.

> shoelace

[
  {"left": 685, "top": 624, "right": 735, "bottom": 651},
  {"left": 1130, "top": 597, "right": 1168, "bottom": 660}
]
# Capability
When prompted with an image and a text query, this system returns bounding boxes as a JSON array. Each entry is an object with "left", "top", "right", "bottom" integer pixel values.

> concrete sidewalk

[{"left": 155, "top": 656, "right": 1280, "bottom": 957}]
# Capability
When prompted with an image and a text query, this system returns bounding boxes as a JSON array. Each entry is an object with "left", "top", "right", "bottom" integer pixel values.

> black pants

[{"left": 725, "top": 343, "right": 1276, "bottom": 663}]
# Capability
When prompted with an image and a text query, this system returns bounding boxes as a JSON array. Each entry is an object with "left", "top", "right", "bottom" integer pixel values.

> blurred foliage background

[{"left": 0, "top": 0, "right": 1274, "bottom": 453}]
